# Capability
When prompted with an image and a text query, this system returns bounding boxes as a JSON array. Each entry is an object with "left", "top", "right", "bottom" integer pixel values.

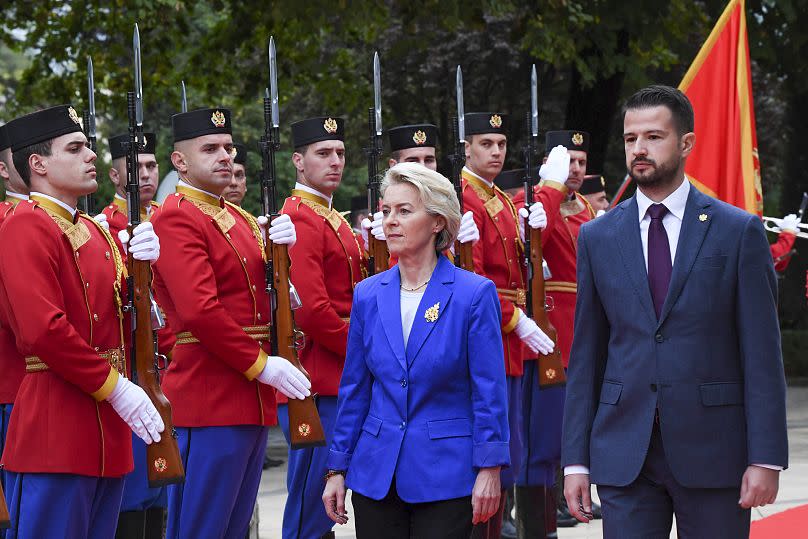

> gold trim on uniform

[
  {"left": 176, "top": 184, "right": 222, "bottom": 207},
  {"left": 175, "top": 325, "right": 271, "bottom": 345},
  {"left": 546, "top": 281, "right": 577, "bottom": 294},
  {"left": 496, "top": 288, "right": 527, "bottom": 306},
  {"left": 26, "top": 347, "right": 126, "bottom": 374}
]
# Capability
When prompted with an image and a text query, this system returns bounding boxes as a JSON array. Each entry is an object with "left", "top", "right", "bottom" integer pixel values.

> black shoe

[
  {"left": 262, "top": 455, "right": 285, "bottom": 469},
  {"left": 591, "top": 501, "right": 602, "bottom": 519},
  {"left": 556, "top": 508, "right": 578, "bottom": 528}
]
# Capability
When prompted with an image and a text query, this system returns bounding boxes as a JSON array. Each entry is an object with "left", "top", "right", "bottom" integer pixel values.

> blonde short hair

[{"left": 380, "top": 163, "right": 461, "bottom": 252}]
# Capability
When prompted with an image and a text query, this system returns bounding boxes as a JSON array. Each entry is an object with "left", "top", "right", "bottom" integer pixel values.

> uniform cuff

[
  {"left": 539, "top": 179, "right": 569, "bottom": 194},
  {"left": 502, "top": 308, "right": 521, "bottom": 334},
  {"left": 91, "top": 367, "right": 120, "bottom": 401},
  {"left": 244, "top": 349, "right": 268, "bottom": 381}
]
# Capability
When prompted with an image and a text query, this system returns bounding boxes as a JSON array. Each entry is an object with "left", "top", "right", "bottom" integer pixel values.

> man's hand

[
  {"left": 258, "top": 213, "right": 297, "bottom": 247},
  {"left": 739, "top": 466, "right": 779, "bottom": 509},
  {"left": 471, "top": 466, "right": 501, "bottom": 525},
  {"left": 92, "top": 213, "right": 110, "bottom": 231},
  {"left": 457, "top": 211, "right": 480, "bottom": 244},
  {"left": 106, "top": 376, "right": 165, "bottom": 444},
  {"left": 513, "top": 309, "right": 554, "bottom": 355},
  {"left": 256, "top": 356, "right": 311, "bottom": 399},
  {"left": 362, "top": 211, "right": 385, "bottom": 242},
  {"left": 564, "top": 473, "right": 593, "bottom": 523},
  {"left": 539, "top": 145, "right": 570, "bottom": 183},
  {"left": 778, "top": 213, "right": 800, "bottom": 234},
  {"left": 118, "top": 222, "right": 160, "bottom": 262}
]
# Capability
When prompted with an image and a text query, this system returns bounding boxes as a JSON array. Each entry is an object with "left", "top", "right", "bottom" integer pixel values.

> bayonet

[
  {"left": 530, "top": 64, "right": 538, "bottom": 138},
  {"left": 269, "top": 37, "right": 279, "bottom": 128},
  {"left": 181, "top": 80, "right": 187, "bottom": 113},
  {"left": 133, "top": 24, "right": 143, "bottom": 127},
  {"left": 373, "top": 51, "right": 382, "bottom": 136},
  {"left": 456, "top": 66, "right": 465, "bottom": 142},
  {"left": 86, "top": 57, "right": 96, "bottom": 142}
]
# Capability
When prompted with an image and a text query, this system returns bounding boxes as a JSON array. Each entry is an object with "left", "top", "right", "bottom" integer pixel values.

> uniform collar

[
  {"left": 636, "top": 176, "right": 690, "bottom": 223},
  {"left": 177, "top": 180, "right": 222, "bottom": 207},
  {"left": 293, "top": 182, "right": 332, "bottom": 209},
  {"left": 112, "top": 193, "right": 155, "bottom": 217},
  {"left": 30, "top": 192, "right": 76, "bottom": 221},
  {"left": 5, "top": 191, "right": 27, "bottom": 206},
  {"left": 462, "top": 166, "right": 495, "bottom": 196}
]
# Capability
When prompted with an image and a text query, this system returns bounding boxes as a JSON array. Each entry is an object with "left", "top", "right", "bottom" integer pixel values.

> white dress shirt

[
  {"left": 294, "top": 182, "right": 333, "bottom": 209},
  {"left": 5, "top": 191, "right": 28, "bottom": 202}
]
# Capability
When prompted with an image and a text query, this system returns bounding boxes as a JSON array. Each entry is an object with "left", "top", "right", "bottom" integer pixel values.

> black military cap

[
  {"left": 545, "top": 130, "right": 590, "bottom": 153},
  {"left": 465, "top": 112, "right": 509, "bottom": 136},
  {"left": 0, "top": 125, "right": 9, "bottom": 152},
  {"left": 580, "top": 174, "right": 606, "bottom": 195},
  {"left": 172, "top": 108, "right": 232, "bottom": 143},
  {"left": 388, "top": 124, "right": 438, "bottom": 152},
  {"left": 7, "top": 105, "right": 84, "bottom": 152},
  {"left": 232, "top": 143, "right": 247, "bottom": 166},
  {"left": 291, "top": 116, "right": 345, "bottom": 149},
  {"left": 108, "top": 132, "right": 157, "bottom": 160},
  {"left": 495, "top": 168, "right": 526, "bottom": 191},
  {"left": 350, "top": 194, "right": 368, "bottom": 212}
]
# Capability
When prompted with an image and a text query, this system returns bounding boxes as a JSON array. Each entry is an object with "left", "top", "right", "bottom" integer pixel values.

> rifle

[
  {"left": 0, "top": 481, "right": 8, "bottom": 529},
  {"left": 452, "top": 66, "right": 474, "bottom": 270},
  {"left": 524, "top": 64, "right": 565, "bottom": 389},
  {"left": 261, "top": 37, "right": 325, "bottom": 449},
  {"left": 366, "top": 51, "right": 388, "bottom": 275},
  {"left": 124, "top": 24, "right": 185, "bottom": 487},
  {"left": 81, "top": 56, "right": 97, "bottom": 215}
]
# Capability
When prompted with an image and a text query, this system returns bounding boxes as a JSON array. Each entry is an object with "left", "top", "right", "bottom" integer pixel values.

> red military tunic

[
  {"left": 769, "top": 231, "right": 796, "bottom": 272},
  {"left": 151, "top": 185, "right": 276, "bottom": 427},
  {"left": 102, "top": 195, "right": 176, "bottom": 356},
  {"left": 0, "top": 196, "right": 26, "bottom": 404},
  {"left": 0, "top": 195, "right": 132, "bottom": 477},
  {"left": 513, "top": 180, "right": 595, "bottom": 367},
  {"left": 462, "top": 168, "right": 527, "bottom": 376},
  {"left": 279, "top": 188, "right": 366, "bottom": 401}
]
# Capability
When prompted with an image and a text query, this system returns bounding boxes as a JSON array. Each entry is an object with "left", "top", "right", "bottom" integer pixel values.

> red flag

[{"left": 679, "top": 0, "right": 762, "bottom": 215}]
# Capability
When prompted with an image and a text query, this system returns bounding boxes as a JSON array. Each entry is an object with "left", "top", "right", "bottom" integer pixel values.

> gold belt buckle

[{"left": 515, "top": 288, "right": 526, "bottom": 306}]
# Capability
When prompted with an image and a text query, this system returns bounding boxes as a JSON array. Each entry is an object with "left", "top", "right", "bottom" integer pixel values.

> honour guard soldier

[
  {"left": 769, "top": 212, "right": 800, "bottom": 272},
  {"left": 579, "top": 174, "right": 610, "bottom": 214},
  {"left": 512, "top": 130, "right": 597, "bottom": 536},
  {"left": 278, "top": 116, "right": 364, "bottom": 539},
  {"left": 100, "top": 132, "right": 173, "bottom": 539},
  {"left": 149, "top": 107, "right": 309, "bottom": 538},
  {"left": 0, "top": 123, "right": 28, "bottom": 502},
  {"left": 0, "top": 105, "right": 164, "bottom": 538},
  {"left": 387, "top": 124, "right": 439, "bottom": 171},
  {"left": 461, "top": 112, "right": 554, "bottom": 538},
  {"left": 223, "top": 143, "right": 248, "bottom": 206}
]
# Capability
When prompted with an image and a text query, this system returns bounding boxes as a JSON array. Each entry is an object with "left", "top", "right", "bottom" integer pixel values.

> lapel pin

[
  {"left": 698, "top": 213, "right": 708, "bottom": 222},
  {"left": 424, "top": 302, "right": 440, "bottom": 323}
]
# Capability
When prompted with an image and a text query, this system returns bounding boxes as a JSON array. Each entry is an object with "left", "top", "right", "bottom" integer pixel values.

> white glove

[
  {"left": 457, "top": 211, "right": 479, "bottom": 244},
  {"left": 596, "top": 209, "right": 606, "bottom": 218},
  {"left": 539, "top": 145, "right": 570, "bottom": 183},
  {"left": 513, "top": 308, "right": 554, "bottom": 355},
  {"left": 779, "top": 213, "right": 800, "bottom": 233},
  {"left": 118, "top": 221, "right": 160, "bottom": 262},
  {"left": 362, "top": 211, "right": 385, "bottom": 241},
  {"left": 258, "top": 213, "right": 297, "bottom": 247},
  {"left": 92, "top": 213, "right": 110, "bottom": 231},
  {"left": 360, "top": 221, "right": 370, "bottom": 251},
  {"left": 106, "top": 376, "right": 164, "bottom": 444},
  {"left": 257, "top": 355, "right": 312, "bottom": 400}
]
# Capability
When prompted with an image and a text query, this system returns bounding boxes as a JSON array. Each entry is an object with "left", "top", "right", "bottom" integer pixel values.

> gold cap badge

[
  {"left": 211, "top": 110, "right": 227, "bottom": 128},
  {"left": 412, "top": 130, "right": 427, "bottom": 145},
  {"left": 600, "top": 176, "right": 606, "bottom": 187},
  {"left": 68, "top": 106, "right": 81, "bottom": 125},
  {"left": 572, "top": 132, "right": 584, "bottom": 146},
  {"left": 323, "top": 118, "right": 338, "bottom": 134},
  {"left": 699, "top": 213, "right": 708, "bottom": 222},
  {"left": 231, "top": 146, "right": 238, "bottom": 159},
  {"left": 424, "top": 302, "right": 440, "bottom": 323},
  {"left": 489, "top": 114, "right": 503, "bottom": 128}
]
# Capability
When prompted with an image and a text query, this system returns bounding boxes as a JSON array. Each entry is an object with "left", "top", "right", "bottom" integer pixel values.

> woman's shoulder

[{"left": 451, "top": 265, "right": 495, "bottom": 294}]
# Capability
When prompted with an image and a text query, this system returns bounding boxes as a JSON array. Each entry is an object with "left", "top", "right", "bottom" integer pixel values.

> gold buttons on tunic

[
  {"left": 93, "top": 314, "right": 99, "bottom": 321},
  {"left": 105, "top": 251, "right": 111, "bottom": 260}
]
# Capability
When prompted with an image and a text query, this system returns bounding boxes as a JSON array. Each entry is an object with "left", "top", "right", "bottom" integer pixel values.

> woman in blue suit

[{"left": 321, "top": 163, "right": 510, "bottom": 538}]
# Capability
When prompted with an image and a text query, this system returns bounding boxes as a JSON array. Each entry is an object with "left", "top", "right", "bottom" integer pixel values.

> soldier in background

[
  {"left": 223, "top": 143, "right": 249, "bottom": 207},
  {"left": 387, "top": 123, "right": 439, "bottom": 171},
  {"left": 580, "top": 174, "right": 610, "bottom": 215}
]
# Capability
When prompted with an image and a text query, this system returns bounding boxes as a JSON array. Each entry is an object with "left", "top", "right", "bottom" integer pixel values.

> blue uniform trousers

[
  {"left": 166, "top": 425, "right": 268, "bottom": 539},
  {"left": 1, "top": 404, "right": 11, "bottom": 493},
  {"left": 501, "top": 375, "right": 523, "bottom": 490},
  {"left": 4, "top": 472, "right": 123, "bottom": 539},
  {"left": 277, "top": 396, "right": 337, "bottom": 539},
  {"left": 517, "top": 361, "right": 565, "bottom": 487},
  {"left": 120, "top": 433, "right": 167, "bottom": 511}
]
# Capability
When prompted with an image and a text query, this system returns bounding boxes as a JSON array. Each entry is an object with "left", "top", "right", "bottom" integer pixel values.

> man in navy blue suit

[{"left": 562, "top": 85, "right": 788, "bottom": 538}]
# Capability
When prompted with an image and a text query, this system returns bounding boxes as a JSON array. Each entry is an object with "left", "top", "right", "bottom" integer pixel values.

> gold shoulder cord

[{"left": 225, "top": 201, "right": 266, "bottom": 261}]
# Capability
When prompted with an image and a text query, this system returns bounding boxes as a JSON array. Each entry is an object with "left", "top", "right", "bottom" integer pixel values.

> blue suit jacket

[
  {"left": 561, "top": 185, "right": 788, "bottom": 488},
  {"left": 327, "top": 255, "right": 510, "bottom": 502}
]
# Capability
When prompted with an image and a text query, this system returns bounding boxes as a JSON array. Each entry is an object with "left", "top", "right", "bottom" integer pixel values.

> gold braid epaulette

[{"left": 225, "top": 201, "right": 266, "bottom": 261}]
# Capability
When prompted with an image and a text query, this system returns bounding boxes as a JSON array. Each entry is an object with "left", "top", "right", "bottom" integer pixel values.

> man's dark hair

[
  {"left": 623, "top": 85, "right": 694, "bottom": 136},
  {"left": 390, "top": 150, "right": 401, "bottom": 162},
  {"left": 293, "top": 144, "right": 309, "bottom": 155},
  {"left": 12, "top": 140, "right": 53, "bottom": 187}
]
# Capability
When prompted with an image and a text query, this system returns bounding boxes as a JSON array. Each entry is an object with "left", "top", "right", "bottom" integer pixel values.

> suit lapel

[
  {"left": 657, "top": 186, "right": 712, "bottom": 326},
  {"left": 405, "top": 256, "right": 455, "bottom": 367},
  {"left": 377, "top": 268, "right": 407, "bottom": 371},
  {"left": 615, "top": 197, "right": 657, "bottom": 325}
]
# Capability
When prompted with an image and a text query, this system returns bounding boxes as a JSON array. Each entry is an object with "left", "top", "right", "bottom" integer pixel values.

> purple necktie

[{"left": 647, "top": 203, "right": 672, "bottom": 319}]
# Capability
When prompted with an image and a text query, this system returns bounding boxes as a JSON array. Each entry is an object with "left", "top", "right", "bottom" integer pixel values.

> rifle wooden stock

[
  {"left": 0, "top": 481, "right": 9, "bottom": 529},
  {"left": 528, "top": 226, "right": 566, "bottom": 388},
  {"left": 454, "top": 240, "right": 474, "bottom": 271},
  {"left": 267, "top": 240, "right": 326, "bottom": 449},
  {"left": 128, "top": 256, "right": 185, "bottom": 487},
  {"left": 368, "top": 235, "right": 389, "bottom": 274}
]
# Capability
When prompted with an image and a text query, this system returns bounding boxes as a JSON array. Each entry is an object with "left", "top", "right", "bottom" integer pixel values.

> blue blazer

[
  {"left": 562, "top": 185, "right": 788, "bottom": 489},
  {"left": 327, "top": 255, "right": 510, "bottom": 502}
]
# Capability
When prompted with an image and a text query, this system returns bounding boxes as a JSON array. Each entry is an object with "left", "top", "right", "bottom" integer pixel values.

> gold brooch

[
  {"left": 298, "top": 423, "right": 311, "bottom": 437},
  {"left": 323, "top": 117, "right": 338, "bottom": 134},
  {"left": 699, "top": 213, "right": 708, "bottom": 222},
  {"left": 489, "top": 114, "right": 503, "bottom": 128},
  {"left": 412, "top": 130, "right": 427, "bottom": 145},
  {"left": 424, "top": 302, "right": 440, "bottom": 323},
  {"left": 572, "top": 132, "right": 584, "bottom": 146},
  {"left": 211, "top": 110, "right": 227, "bottom": 127},
  {"left": 68, "top": 106, "right": 81, "bottom": 125},
  {"left": 153, "top": 457, "right": 167, "bottom": 473}
]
